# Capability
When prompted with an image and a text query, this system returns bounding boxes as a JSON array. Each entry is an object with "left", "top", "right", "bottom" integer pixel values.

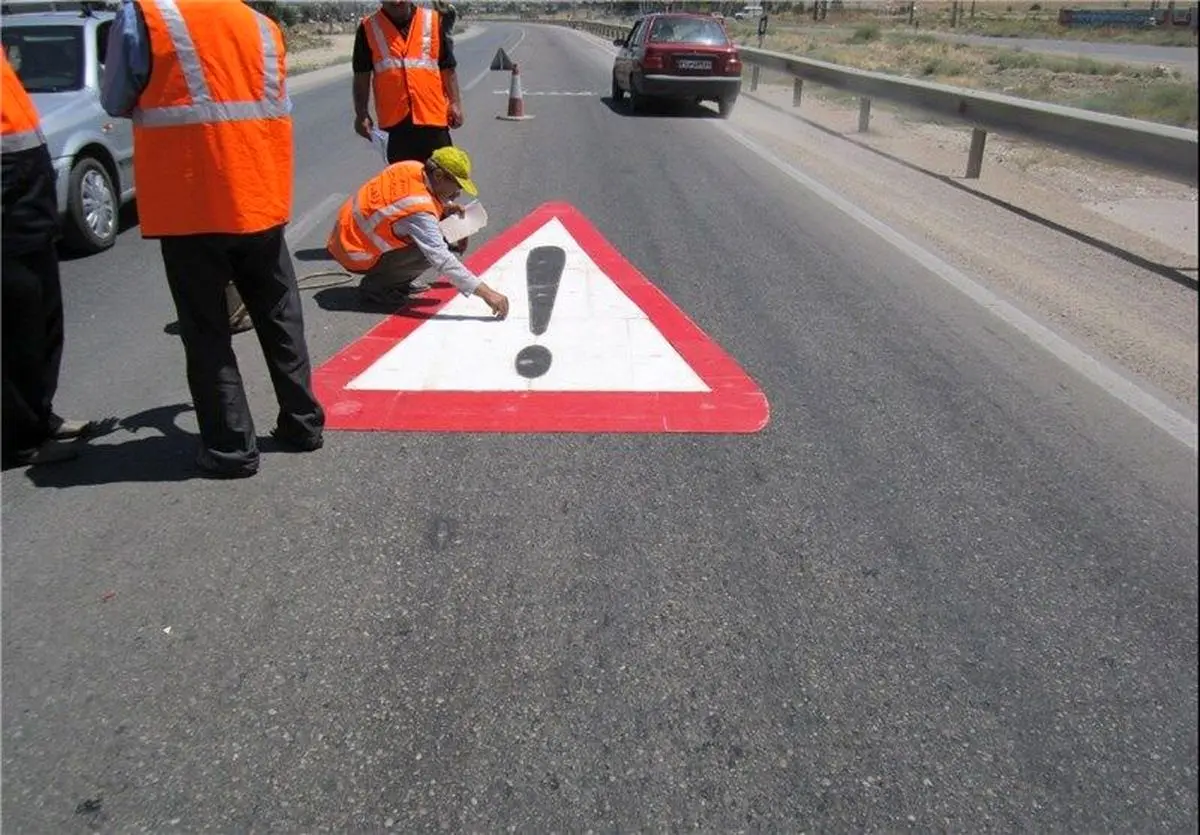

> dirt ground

[
  {"left": 726, "top": 1, "right": 1200, "bottom": 45},
  {"left": 288, "top": 32, "right": 357, "bottom": 75},
  {"left": 735, "top": 72, "right": 1198, "bottom": 407},
  {"left": 727, "top": 24, "right": 1196, "bottom": 126},
  {"left": 746, "top": 68, "right": 1197, "bottom": 251}
]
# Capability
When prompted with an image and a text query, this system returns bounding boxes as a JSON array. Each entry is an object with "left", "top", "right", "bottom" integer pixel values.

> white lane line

[
  {"left": 462, "top": 65, "right": 491, "bottom": 94},
  {"left": 509, "top": 28, "right": 528, "bottom": 54},
  {"left": 715, "top": 122, "right": 1199, "bottom": 453},
  {"left": 554, "top": 21, "right": 1199, "bottom": 452},
  {"left": 491, "top": 90, "right": 598, "bottom": 96},
  {"left": 286, "top": 192, "right": 346, "bottom": 248}
]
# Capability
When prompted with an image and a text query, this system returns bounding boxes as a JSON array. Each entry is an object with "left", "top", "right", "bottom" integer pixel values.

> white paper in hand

[
  {"left": 439, "top": 199, "right": 488, "bottom": 243},
  {"left": 369, "top": 128, "right": 390, "bottom": 164}
]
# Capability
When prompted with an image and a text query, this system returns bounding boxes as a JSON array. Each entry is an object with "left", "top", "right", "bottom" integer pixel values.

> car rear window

[
  {"left": 2, "top": 26, "right": 85, "bottom": 93},
  {"left": 648, "top": 17, "right": 730, "bottom": 46}
]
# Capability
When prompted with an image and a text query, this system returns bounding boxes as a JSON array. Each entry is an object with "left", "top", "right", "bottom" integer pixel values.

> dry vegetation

[
  {"left": 284, "top": 20, "right": 356, "bottom": 53},
  {"left": 722, "top": 19, "right": 1197, "bottom": 127},
  {"left": 740, "top": 1, "right": 1199, "bottom": 45}
]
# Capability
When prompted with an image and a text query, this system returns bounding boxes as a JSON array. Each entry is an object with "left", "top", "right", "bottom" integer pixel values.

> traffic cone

[{"left": 496, "top": 64, "right": 535, "bottom": 121}]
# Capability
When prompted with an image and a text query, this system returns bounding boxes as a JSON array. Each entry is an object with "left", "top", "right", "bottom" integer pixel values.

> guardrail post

[
  {"left": 857, "top": 97, "right": 871, "bottom": 132},
  {"left": 966, "top": 127, "right": 987, "bottom": 178},
  {"left": 792, "top": 77, "right": 803, "bottom": 107},
  {"left": 751, "top": 64, "right": 760, "bottom": 92}
]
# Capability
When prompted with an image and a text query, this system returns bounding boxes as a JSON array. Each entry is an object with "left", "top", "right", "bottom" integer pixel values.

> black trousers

[
  {"left": 2, "top": 143, "right": 64, "bottom": 463},
  {"left": 1, "top": 247, "right": 64, "bottom": 460},
  {"left": 160, "top": 226, "right": 324, "bottom": 472},
  {"left": 385, "top": 120, "right": 453, "bottom": 164}
]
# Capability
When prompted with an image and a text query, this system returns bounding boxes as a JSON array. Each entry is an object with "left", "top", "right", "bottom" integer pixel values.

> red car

[{"left": 611, "top": 12, "right": 743, "bottom": 118}]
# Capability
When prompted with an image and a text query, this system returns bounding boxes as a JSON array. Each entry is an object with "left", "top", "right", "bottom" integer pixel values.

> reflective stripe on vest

[
  {"left": 1, "top": 127, "right": 45, "bottom": 153},
  {"left": 346, "top": 193, "right": 433, "bottom": 261},
  {"left": 367, "top": 10, "right": 437, "bottom": 73},
  {"left": 132, "top": 0, "right": 288, "bottom": 128}
]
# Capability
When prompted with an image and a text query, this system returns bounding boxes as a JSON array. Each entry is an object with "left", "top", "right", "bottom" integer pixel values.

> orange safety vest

[
  {"left": 1, "top": 50, "right": 46, "bottom": 154},
  {"left": 327, "top": 160, "right": 441, "bottom": 272},
  {"left": 130, "top": 0, "right": 292, "bottom": 237},
  {"left": 363, "top": 6, "right": 448, "bottom": 129}
]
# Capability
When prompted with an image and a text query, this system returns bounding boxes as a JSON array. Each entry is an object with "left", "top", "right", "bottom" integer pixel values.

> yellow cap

[{"left": 430, "top": 146, "right": 478, "bottom": 197}]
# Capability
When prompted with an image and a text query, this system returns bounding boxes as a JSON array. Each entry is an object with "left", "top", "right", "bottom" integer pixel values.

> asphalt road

[{"left": 3, "top": 22, "right": 1197, "bottom": 833}]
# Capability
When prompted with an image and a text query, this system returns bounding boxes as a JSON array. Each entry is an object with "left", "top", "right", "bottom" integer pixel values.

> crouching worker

[{"left": 326, "top": 146, "right": 509, "bottom": 318}]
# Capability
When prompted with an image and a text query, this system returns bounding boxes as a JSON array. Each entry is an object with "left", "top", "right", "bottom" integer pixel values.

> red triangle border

[{"left": 312, "top": 201, "right": 770, "bottom": 433}]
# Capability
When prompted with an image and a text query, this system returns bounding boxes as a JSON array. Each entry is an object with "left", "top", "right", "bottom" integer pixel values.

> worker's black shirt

[{"left": 352, "top": 11, "right": 457, "bottom": 74}]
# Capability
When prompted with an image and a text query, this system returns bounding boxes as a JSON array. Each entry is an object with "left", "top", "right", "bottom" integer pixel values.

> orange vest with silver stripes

[
  {"left": 131, "top": 0, "right": 292, "bottom": 237},
  {"left": 327, "top": 161, "right": 440, "bottom": 273},
  {"left": 1, "top": 50, "right": 46, "bottom": 154},
  {"left": 364, "top": 7, "right": 448, "bottom": 129}
]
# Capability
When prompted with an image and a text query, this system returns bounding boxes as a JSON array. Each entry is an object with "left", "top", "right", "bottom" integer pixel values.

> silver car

[{"left": 2, "top": 6, "right": 135, "bottom": 254}]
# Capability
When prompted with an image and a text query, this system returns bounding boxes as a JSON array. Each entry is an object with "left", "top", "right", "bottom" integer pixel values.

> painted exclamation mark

[{"left": 515, "top": 245, "right": 566, "bottom": 379}]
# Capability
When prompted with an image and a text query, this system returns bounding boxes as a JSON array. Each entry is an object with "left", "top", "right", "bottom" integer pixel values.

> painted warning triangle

[
  {"left": 313, "top": 202, "right": 769, "bottom": 433},
  {"left": 490, "top": 47, "right": 514, "bottom": 71}
]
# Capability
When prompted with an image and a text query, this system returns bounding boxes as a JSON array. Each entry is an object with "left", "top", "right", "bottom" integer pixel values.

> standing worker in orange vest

[
  {"left": 2, "top": 50, "right": 95, "bottom": 468},
  {"left": 100, "top": 0, "right": 325, "bottom": 479},
  {"left": 353, "top": 0, "right": 464, "bottom": 165}
]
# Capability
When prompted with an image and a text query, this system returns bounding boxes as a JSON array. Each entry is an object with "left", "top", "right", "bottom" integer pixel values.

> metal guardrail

[{"left": 518, "top": 17, "right": 1198, "bottom": 186}]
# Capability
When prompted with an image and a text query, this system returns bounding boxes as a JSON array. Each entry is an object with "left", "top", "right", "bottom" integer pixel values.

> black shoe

[
  {"left": 9, "top": 439, "right": 81, "bottom": 467},
  {"left": 195, "top": 450, "right": 258, "bottom": 479},
  {"left": 270, "top": 426, "right": 323, "bottom": 452}
]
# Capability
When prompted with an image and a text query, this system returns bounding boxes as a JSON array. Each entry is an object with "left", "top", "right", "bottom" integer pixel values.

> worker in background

[
  {"left": 326, "top": 146, "right": 508, "bottom": 318},
  {"left": 353, "top": 0, "right": 463, "bottom": 165},
  {"left": 2, "top": 50, "right": 94, "bottom": 468},
  {"left": 100, "top": 0, "right": 325, "bottom": 479}
]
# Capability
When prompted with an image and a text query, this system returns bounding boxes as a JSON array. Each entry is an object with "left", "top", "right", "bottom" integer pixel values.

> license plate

[{"left": 677, "top": 59, "right": 712, "bottom": 71}]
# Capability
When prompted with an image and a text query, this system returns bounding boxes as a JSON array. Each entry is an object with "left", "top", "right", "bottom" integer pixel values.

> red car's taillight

[
  {"left": 724, "top": 52, "right": 742, "bottom": 75},
  {"left": 641, "top": 48, "right": 666, "bottom": 71}
]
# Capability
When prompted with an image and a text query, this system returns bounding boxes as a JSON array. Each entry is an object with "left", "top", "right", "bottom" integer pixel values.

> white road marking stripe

[
  {"left": 464, "top": 28, "right": 527, "bottom": 93},
  {"left": 491, "top": 90, "right": 598, "bottom": 95},
  {"left": 286, "top": 192, "right": 346, "bottom": 248},
  {"left": 715, "top": 122, "right": 1199, "bottom": 453}
]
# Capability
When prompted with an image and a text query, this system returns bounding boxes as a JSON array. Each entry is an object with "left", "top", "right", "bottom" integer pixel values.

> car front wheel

[{"left": 63, "top": 156, "right": 117, "bottom": 254}]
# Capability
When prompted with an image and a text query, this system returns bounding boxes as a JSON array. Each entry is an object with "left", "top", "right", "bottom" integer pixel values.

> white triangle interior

[{"left": 346, "top": 217, "right": 711, "bottom": 393}]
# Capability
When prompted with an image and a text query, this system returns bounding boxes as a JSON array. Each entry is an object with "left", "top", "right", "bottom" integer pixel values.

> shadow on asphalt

[
  {"left": 18, "top": 403, "right": 299, "bottom": 487},
  {"left": 599, "top": 94, "right": 725, "bottom": 119},
  {"left": 162, "top": 320, "right": 265, "bottom": 337},
  {"left": 312, "top": 286, "right": 444, "bottom": 314},
  {"left": 293, "top": 247, "right": 333, "bottom": 262},
  {"left": 56, "top": 202, "right": 142, "bottom": 264}
]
